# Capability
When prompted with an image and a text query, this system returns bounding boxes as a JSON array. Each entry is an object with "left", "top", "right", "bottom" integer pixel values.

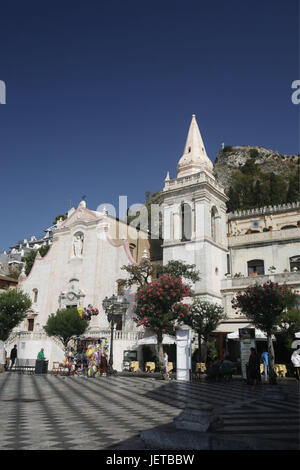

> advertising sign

[{"left": 239, "top": 328, "right": 256, "bottom": 380}]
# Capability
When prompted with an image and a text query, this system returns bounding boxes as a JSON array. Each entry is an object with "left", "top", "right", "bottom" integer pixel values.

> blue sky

[{"left": 0, "top": 0, "right": 299, "bottom": 251}]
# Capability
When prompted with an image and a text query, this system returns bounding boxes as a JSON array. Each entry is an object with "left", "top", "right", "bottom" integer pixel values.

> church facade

[
  {"left": 7, "top": 201, "right": 149, "bottom": 370},
  {"left": 4, "top": 115, "right": 300, "bottom": 369}
]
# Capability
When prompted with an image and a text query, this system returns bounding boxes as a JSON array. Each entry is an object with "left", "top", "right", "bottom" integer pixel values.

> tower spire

[{"left": 177, "top": 114, "right": 213, "bottom": 177}]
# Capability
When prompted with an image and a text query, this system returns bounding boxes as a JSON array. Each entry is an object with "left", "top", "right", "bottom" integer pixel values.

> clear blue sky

[{"left": 0, "top": 0, "right": 299, "bottom": 251}]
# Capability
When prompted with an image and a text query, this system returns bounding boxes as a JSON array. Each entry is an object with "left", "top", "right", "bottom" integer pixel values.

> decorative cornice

[{"left": 228, "top": 201, "right": 300, "bottom": 220}]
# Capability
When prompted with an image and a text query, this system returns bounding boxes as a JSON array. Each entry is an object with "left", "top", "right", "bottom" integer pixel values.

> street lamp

[{"left": 102, "top": 294, "right": 130, "bottom": 372}]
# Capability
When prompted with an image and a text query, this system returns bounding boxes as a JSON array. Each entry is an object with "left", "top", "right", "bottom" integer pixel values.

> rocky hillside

[{"left": 213, "top": 145, "right": 299, "bottom": 193}]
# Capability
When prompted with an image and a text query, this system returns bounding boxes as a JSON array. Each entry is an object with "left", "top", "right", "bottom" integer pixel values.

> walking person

[
  {"left": 163, "top": 351, "right": 170, "bottom": 380},
  {"left": 261, "top": 349, "right": 269, "bottom": 383},
  {"left": 248, "top": 347, "right": 261, "bottom": 390},
  {"left": 291, "top": 345, "right": 300, "bottom": 381},
  {"left": 10, "top": 344, "right": 17, "bottom": 370}
]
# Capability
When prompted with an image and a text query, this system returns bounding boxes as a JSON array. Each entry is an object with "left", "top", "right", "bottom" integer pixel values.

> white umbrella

[
  {"left": 291, "top": 339, "right": 300, "bottom": 349},
  {"left": 295, "top": 332, "right": 300, "bottom": 339},
  {"left": 227, "top": 328, "right": 276, "bottom": 340}
]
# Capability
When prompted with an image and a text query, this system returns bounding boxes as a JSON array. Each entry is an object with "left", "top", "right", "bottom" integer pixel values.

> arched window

[
  {"left": 247, "top": 259, "right": 264, "bottom": 276},
  {"left": 32, "top": 289, "right": 38, "bottom": 303},
  {"left": 181, "top": 203, "right": 192, "bottom": 241},
  {"left": 129, "top": 243, "right": 136, "bottom": 256},
  {"left": 290, "top": 256, "right": 300, "bottom": 272},
  {"left": 211, "top": 206, "right": 218, "bottom": 242},
  {"left": 281, "top": 225, "right": 297, "bottom": 230}
]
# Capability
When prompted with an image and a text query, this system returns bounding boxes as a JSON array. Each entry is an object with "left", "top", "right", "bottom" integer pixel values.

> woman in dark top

[{"left": 248, "top": 347, "right": 261, "bottom": 390}]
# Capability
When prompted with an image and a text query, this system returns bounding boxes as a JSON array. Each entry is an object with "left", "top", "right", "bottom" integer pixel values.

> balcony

[
  {"left": 228, "top": 227, "right": 300, "bottom": 248},
  {"left": 221, "top": 270, "right": 300, "bottom": 291}
]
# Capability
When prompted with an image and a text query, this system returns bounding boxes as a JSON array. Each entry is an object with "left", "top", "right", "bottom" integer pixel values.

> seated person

[
  {"left": 219, "top": 355, "right": 234, "bottom": 379},
  {"left": 206, "top": 357, "right": 221, "bottom": 381}
]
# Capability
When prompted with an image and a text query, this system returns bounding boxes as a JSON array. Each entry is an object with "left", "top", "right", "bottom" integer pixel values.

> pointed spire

[
  {"left": 18, "top": 266, "right": 27, "bottom": 283},
  {"left": 165, "top": 171, "right": 170, "bottom": 181},
  {"left": 177, "top": 114, "right": 213, "bottom": 177}
]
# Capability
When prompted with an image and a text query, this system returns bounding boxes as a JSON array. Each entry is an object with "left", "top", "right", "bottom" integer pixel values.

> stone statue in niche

[{"left": 73, "top": 233, "right": 84, "bottom": 257}]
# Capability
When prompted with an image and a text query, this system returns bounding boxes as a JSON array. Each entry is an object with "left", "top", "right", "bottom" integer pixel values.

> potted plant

[
  {"left": 233, "top": 272, "right": 243, "bottom": 278},
  {"left": 225, "top": 273, "right": 231, "bottom": 279},
  {"left": 297, "top": 220, "right": 300, "bottom": 227},
  {"left": 246, "top": 229, "right": 252, "bottom": 234},
  {"left": 263, "top": 227, "right": 269, "bottom": 232},
  {"left": 268, "top": 266, "right": 276, "bottom": 273},
  {"left": 268, "top": 226, "right": 273, "bottom": 231}
]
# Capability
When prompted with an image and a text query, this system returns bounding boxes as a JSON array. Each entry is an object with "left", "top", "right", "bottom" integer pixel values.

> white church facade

[{"left": 4, "top": 115, "right": 300, "bottom": 369}]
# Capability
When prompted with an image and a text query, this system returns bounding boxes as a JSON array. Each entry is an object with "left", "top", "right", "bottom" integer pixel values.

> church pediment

[{"left": 59, "top": 206, "right": 100, "bottom": 229}]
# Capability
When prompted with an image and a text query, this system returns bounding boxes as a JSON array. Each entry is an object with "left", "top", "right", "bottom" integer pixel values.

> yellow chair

[
  {"left": 275, "top": 364, "right": 287, "bottom": 377},
  {"left": 129, "top": 361, "right": 139, "bottom": 372},
  {"left": 145, "top": 361, "right": 155, "bottom": 372},
  {"left": 196, "top": 362, "right": 206, "bottom": 373},
  {"left": 52, "top": 362, "right": 63, "bottom": 376},
  {"left": 168, "top": 362, "right": 173, "bottom": 372}
]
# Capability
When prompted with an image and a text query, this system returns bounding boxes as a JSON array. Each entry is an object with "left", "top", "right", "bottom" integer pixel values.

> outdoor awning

[
  {"left": 291, "top": 339, "right": 300, "bottom": 349},
  {"left": 295, "top": 332, "right": 300, "bottom": 338},
  {"left": 213, "top": 322, "right": 250, "bottom": 334},
  {"left": 133, "top": 334, "right": 176, "bottom": 347},
  {"left": 227, "top": 328, "right": 276, "bottom": 341}
]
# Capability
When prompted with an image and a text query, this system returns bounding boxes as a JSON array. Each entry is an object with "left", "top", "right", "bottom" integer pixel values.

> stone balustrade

[
  {"left": 228, "top": 201, "right": 300, "bottom": 220},
  {"left": 221, "top": 271, "right": 300, "bottom": 291},
  {"left": 228, "top": 227, "right": 300, "bottom": 247},
  {"left": 5, "top": 329, "right": 145, "bottom": 348}
]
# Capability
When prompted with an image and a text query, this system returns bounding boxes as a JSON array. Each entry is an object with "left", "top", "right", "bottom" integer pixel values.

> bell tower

[{"left": 162, "top": 115, "right": 228, "bottom": 303}]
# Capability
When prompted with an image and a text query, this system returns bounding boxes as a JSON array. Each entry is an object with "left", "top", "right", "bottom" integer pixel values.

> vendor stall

[{"left": 59, "top": 337, "right": 110, "bottom": 377}]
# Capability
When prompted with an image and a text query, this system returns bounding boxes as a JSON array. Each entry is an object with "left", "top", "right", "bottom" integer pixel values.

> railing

[
  {"left": 229, "top": 201, "right": 300, "bottom": 220},
  {"left": 5, "top": 329, "right": 145, "bottom": 348},
  {"left": 221, "top": 271, "right": 300, "bottom": 290},
  {"left": 228, "top": 227, "right": 300, "bottom": 246}
]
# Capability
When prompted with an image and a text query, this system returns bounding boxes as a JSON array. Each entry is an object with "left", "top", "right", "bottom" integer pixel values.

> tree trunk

[
  {"left": 202, "top": 341, "right": 208, "bottom": 364},
  {"left": 156, "top": 341, "right": 164, "bottom": 365},
  {"left": 267, "top": 334, "right": 277, "bottom": 385}
]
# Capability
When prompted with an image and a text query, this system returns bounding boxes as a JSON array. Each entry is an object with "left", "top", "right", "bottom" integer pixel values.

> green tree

[
  {"left": 232, "top": 281, "right": 297, "bottom": 384},
  {"left": 0, "top": 289, "right": 32, "bottom": 341},
  {"left": 182, "top": 298, "right": 225, "bottom": 363},
  {"left": 44, "top": 307, "right": 88, "bottom": 350},
  {"left": 269, "top": 172, "right": 287, "bottom": 206},
  {"left": 249, "top": 148, "right": 259, "bottom": 159},
  {"left": 120, "top": 259, "right": 200, "bottom": 289},
  {"left": 276, "top": 307, "right": 300, "bottom": 348},
  {"left": 286, "top": 174, "right": 300, "bottom": 204},
  {"left": 156, "top": 260, "right": 200, "bottom": 286},
  {"left": 52, "top": 214, "right": 67, "bottom": 225}
]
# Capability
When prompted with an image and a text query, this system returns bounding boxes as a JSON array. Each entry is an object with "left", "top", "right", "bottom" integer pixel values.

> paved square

[{"left": 0, "top": 372, "right": 299, "bottom": 450}]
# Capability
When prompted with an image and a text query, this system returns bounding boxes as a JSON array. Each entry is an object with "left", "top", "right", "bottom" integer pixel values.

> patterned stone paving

[{"left": 0, "top": 372, "right": 299, "bottom": 450}]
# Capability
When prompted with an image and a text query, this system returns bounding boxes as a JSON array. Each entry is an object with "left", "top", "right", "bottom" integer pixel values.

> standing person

[
  {"left": 291, "top": 345, "right": 300, "bottom": 381},
  {"left": 37, "top": 348, "right": 45, "bottom": 361},
  {"left": 0, "top": 342, "right": 6, "bottom": 373},
  {"left": 163, "top": 351, "right": 170, "bottom": 380},
  {"left": 10, "top": 344, "right": 17, "bottom": 370},
  {"left": 261, "top": 349, "right": 269, "bottom": 383},
  {"left": 248, "top": 347, "right": 261, "bottom": 390}
]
